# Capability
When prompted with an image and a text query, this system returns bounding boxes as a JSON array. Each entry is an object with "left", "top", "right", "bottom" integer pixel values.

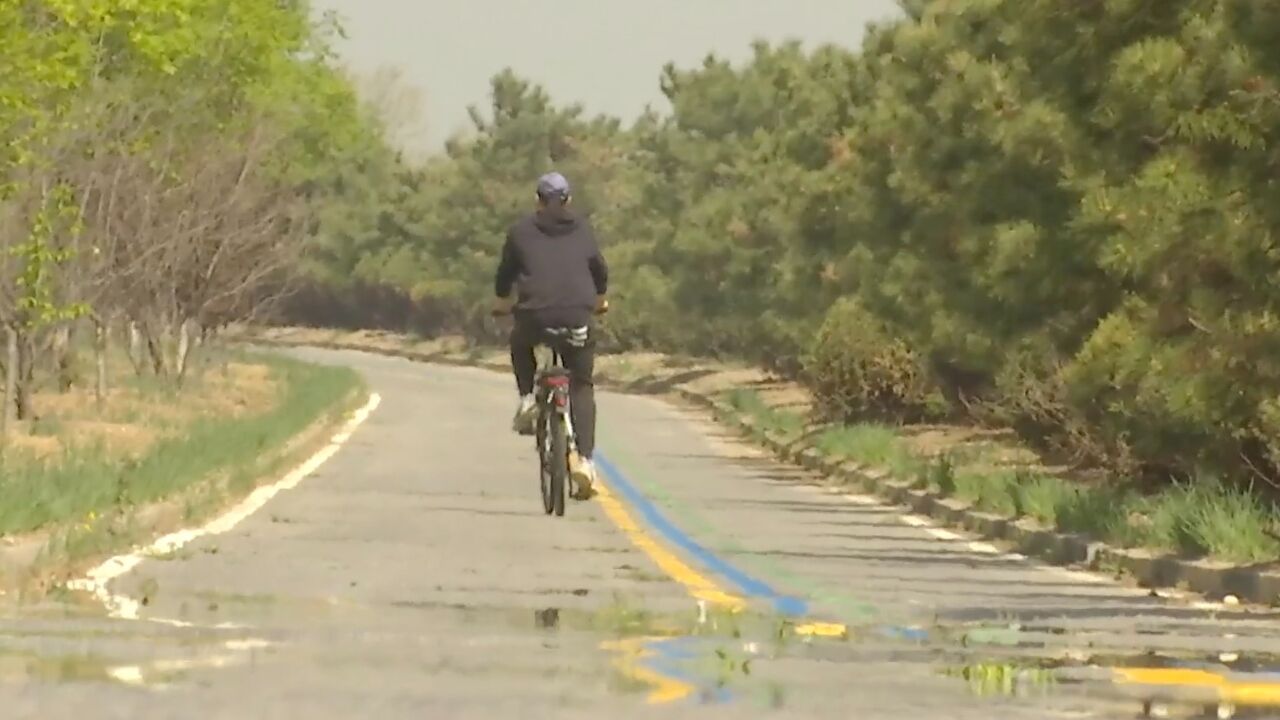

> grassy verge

[
  {"left": 723, "top": 389, "right": 1280, "bottom": 566},
  {"left": 0, "top": 347, "right": 362, "bottom": 590}
]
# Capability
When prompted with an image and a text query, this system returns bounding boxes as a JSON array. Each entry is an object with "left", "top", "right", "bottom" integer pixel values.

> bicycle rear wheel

[
  {"left": 537, "top": 408, "right": 554, "bottom": 515},
  {"left": 547, "top": 411, "right": 568, "bottom": 517}
]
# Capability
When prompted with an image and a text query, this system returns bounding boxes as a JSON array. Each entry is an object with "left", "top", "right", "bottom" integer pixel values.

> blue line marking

[
  {"left": 596, "top": 452, "right": 809, "bottom": 617},
  {"left": 879, "top": 626, "right": 929, "bottom": 642},
  {"left": 597, "top": 451, "right": 941, "bottom": 647}
]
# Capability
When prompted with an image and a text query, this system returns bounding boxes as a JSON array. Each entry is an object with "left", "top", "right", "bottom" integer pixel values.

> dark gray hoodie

[{"left": 494, "top": 208, "right": 609, "bottom": 327}]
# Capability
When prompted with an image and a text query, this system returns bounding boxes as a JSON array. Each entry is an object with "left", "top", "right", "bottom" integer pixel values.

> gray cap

[{"left": 536, "top": 172, "right": 571, "bottom": 200}]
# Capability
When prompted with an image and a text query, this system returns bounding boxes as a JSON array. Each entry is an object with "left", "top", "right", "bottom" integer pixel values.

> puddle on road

[
  {"left": 946, "top": 658, "right": 1280, "bottom": 719},
  {"left": 0, "top": 624, "right": 233, "bottom": 648},
  {"left": 0, "top": 628, "right": 277, "bottom": 689},
  {"left": 0, "top": 647, "right": 121, "bottom": 683},
  {"left": 939, "top": 621, "right": 1280, "bottom": 713},
  {"left": 0, "top": 596, "right": 270, "bottom": 690},
  {"left": 565, "top": 600, "right": 1280, "bottom": 714},
  {"left": 7, "top": 586, "right": 1280, "bottom": 717}
]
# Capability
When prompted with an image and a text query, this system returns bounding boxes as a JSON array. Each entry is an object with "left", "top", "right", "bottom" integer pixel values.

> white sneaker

[
  {"left": 569, "top": 454, "right": 596, "bottom": 500},
  {"left": 512, "top": 394, "right": 536, "bottom": 435}
]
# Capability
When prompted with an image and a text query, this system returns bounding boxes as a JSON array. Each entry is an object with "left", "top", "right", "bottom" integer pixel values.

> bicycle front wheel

[
  {"left": 537, "top": 409, "right": 554, "bottom": 515},
  {"left": 547, "top": 411, "right": 568, "bottom": 517}
]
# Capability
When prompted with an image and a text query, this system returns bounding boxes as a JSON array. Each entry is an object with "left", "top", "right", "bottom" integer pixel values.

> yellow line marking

[
  {"left": 1115, "top": 667, "right": 1280, "bottom": 705},
  {"left": 593, "top": 478, "right": 747, "bottom": 612},
  {"left": 795, "top": 621, "right": 849, "bottom": 639},
  {"left": 592, "top": 474, "right": 853, "bottom": 704},
  {"left": 600, "top": 637, "right": 697, "bottom": 705}
]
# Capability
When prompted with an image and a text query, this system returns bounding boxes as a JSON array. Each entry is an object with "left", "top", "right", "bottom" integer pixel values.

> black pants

[{"left": 510, "top": 314, "right": 597, "bottom": 458}]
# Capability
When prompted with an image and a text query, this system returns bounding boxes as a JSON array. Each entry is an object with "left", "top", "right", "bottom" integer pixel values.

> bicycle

[
  {"left": 492, "top": 301, "right": 608, "bottom": 517},
  {"left": 532, "top": 342, "right": 575, "bottom": 516}
]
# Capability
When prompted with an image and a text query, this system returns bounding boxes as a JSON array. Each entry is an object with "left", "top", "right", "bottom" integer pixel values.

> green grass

[
  {"left": 0, "top": 353, "right": 361, "bottom": 536},
  {"left": 814, "top": 424, "right": 924, "bottom": 478},
  {"left": 723, "top": 388, "right": 805, "bottom": 442},
  {"left": 919, "top": 454, "right": 1280, "bottom": 563},
  {"left": 1139, "top": 477, "right": 1280, "bottom": 563},
  {"left": 953, "top": 469, "right": 1021, "bottom": 517},
  {"left": 720, "top": 389, "right": 1280, "bottom": 564}
]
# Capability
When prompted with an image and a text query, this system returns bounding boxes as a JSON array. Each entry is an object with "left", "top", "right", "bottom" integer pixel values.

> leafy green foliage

[
  {"left": 1, "top": 0, "right": 380, "bottom": 419},
  {"left": 804, "top": 298, "right": 945, "bottom": 424},
  {"left": 298, "top": 0, "right": 1280, "bottom": 496},
  {"left": 12, "top": 183, "right": 88, "bottom": 329}
]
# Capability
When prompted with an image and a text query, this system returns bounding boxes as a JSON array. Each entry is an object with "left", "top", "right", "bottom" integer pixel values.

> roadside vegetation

[
  {"left": 273, "top": 2, "right": 1280, "bottom": 563},
  {"left": 723, "top": 389, "right": 1280, "bottom": 565},
  {"left": 1, "top": 2, "right": 381, "bottom": 569},
  {"left": 0, "top": 346, "right": 359, "bottom": 538}
]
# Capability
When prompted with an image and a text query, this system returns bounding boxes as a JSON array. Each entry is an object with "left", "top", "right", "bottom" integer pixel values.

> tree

[
  {"left": 291, "top": 1, "right": 1280, "bottom": 490},
  {"left": 0, "top": 0, "right": 377, "bottom": 420}
]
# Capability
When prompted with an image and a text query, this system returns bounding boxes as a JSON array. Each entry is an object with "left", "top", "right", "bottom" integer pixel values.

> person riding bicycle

[{"left": 493, "top": 172, "right": 608, "bottom": 499}]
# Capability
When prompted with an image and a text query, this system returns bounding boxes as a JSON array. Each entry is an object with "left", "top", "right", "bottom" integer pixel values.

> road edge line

[{"left": 66, "top": 392, "right": 382, "bottom": 622}]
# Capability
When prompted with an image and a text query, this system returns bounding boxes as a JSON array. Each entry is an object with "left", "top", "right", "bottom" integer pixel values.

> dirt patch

[
  {"left": 200, "top": 363, "right": 277, "bottom": 417},
  {"left": 2, "top": 359, "right": 279, "bottom": 482},
  {"left": 597, "top": 352, "right": 674, "bottom": 381},
  {"left": 684, "top": 367, "right": 768, "bottom": 396},
  {"left": 27, "top": 421, "right": 158, "bottom": 459},
  {"left": 29, "top": 388, "right": 98, "bottom": 420},
  {"left": 253, "top": 326, "right": 343, "bottom": 347},
  {"left": 5, "top": 434, "right": 61, "bottom": 460},
  {"left": 752, "top": 382, "right": 815, "bottom": 415},
  {"left": 71, "top": 421, "right": 156, "bottom": 455},
  {"left": 280, "top": 327, "right": 477, "bottom": 360},
  {"left": 225, "top": 361, "right": 271, "bottom": 387},
  {"left": 406, "top": 335, "right": 469, "bottom": 356}
]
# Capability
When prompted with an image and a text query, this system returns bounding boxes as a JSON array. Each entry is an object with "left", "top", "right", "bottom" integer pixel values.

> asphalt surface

[{"left": 2, "top": 347, "right": 1280, "bottom": 719}]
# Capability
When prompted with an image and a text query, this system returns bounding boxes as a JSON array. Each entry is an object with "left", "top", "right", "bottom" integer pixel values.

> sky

[{"left": 310, "top": 0, "right": 903, "bottom": 156}]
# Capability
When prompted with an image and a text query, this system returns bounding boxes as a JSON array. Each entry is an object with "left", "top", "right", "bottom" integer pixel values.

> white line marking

[
  {"left": 107, "top": 666, "right": 145, "bottom": 685},
  {"left": 841, "top": 493, "right": 878, "bottom": 506},
  {"left": 1050, "top": 567, "right": 1109, "bottom": 585},
  {"left": 899, "top": 515, "right": 930, "bottom": 528},
  {"left": 68, "top": 393, "right": 382, "bottom": 622},
  {"left": 224, "top": 638, "right": 271, "bottom": 651},
  {"left": 926, "top": 528, "right": 961, "bottom": 541},
  {"left": 968, "top": 541, "right": 1000, "bottom": 554}
]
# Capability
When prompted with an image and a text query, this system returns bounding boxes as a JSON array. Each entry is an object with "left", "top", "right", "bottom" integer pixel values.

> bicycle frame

[
  {"left": 535, "top": 347, "right": 576, "bottom": 449},
  {"left": 533, "top": 345, "right": 577, "bottom": 516}
]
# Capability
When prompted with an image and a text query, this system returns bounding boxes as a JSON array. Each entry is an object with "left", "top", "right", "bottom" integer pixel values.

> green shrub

[
  {"left": 1141, "top": 476, "right": 1280, "bottom": 563},
  {"left": 990, "top": 347, "right": 1140, "bottom": 477},
  {"left": 803, "top": 298, "right": 947, "bottom": 424}
]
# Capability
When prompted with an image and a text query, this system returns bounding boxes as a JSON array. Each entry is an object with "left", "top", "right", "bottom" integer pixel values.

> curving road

[{"left": 2, "top": 347, "right": 1279, "bottom": 719}]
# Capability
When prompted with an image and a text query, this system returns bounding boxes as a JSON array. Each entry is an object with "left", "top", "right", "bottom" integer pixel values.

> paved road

[{"left": 2, "top": 347, "right": 1279, "bottom": 719}]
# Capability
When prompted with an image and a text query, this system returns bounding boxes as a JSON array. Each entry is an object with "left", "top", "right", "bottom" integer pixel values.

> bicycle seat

[{"left": 538, "top": 367, "right": 571, "bottom": 381}]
